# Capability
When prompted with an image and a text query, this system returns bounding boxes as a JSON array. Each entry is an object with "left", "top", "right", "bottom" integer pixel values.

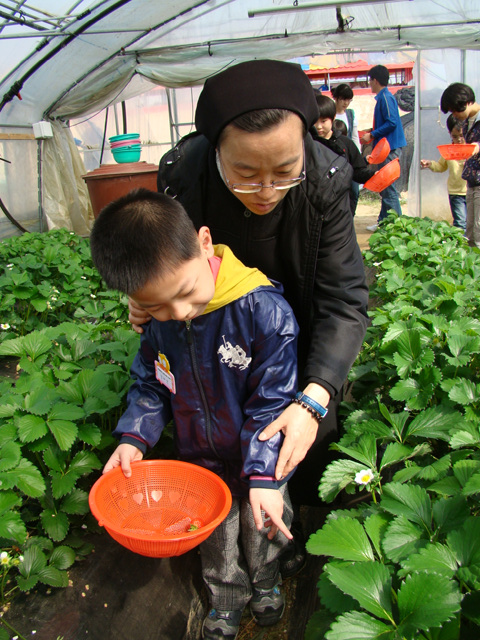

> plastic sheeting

[
  {"left": 42, "top": 122, "right": 93, "bottom": 234},
  {"left": 0, "top": 136, "right": 39, "bottom": 240}
]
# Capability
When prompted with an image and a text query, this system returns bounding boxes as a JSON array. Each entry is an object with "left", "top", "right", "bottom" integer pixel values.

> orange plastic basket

[
  {"left": 366, "top": 137, "right": 390, "bottom": 164},
  {"left": 363, "top": 157, "right": 401, "bottom": 193},
  {"left": 437, "top": 144, "right": 476, "bottom": 161},
  {"left": 89, "top": 460, "right": 232, "bottom": 557}
]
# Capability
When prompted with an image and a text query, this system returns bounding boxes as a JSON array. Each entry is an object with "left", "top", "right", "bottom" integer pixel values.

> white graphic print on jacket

[{"left": 217, "top": 335, "right": 252, "bottom": 370}]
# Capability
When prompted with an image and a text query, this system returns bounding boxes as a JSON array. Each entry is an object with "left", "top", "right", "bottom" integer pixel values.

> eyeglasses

[{"left": 218, "top": 145, "right": 306, "bottom": 194}]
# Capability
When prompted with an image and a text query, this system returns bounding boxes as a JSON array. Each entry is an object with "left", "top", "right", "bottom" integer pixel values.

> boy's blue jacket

[
  {"left": 372, "top": 87, "right": 407, "bottom": 151},
  {"left": 115, "top": 245, "right": 299, "bottom": 497}
]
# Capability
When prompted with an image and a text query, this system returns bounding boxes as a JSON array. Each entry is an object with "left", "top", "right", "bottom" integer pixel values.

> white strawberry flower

[{"left": 354, "top": 468, "right": 375, "bottom": 486}]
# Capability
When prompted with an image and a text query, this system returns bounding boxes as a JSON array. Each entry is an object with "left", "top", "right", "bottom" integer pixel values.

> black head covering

[{"left": 195, "top": 59, "right": 318, "bottom": 145}]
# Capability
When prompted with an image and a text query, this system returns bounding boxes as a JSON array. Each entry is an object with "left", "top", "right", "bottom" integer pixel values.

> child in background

[
  {"left": 420, "top": 114, "right": 467, "bottom": 231},
  {"left": 440, "top": 82, "right": 480, "bottom": 248},
  {"left": 331, "top": 83, "right": 361, "bottom": 150},
  {"left": 333, "top": 120, "right": 348, "bottom": 137},
  {"left": 90, "top": 188, "right": 299, "bottom": 640},
  {"left": 314, "top": 94, "right": 376, "bottom": 215}
]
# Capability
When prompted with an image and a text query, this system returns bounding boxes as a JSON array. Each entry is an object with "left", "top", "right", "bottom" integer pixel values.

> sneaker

[
  {"left": 250, "top": 584, "right": 285, "bottom": 626},
  {"left": 366, "top": 223, "right": 378, "bottom": 232},
  {"left": 202, "top": 608, "right": 243, "bottom": 640},
  {"left": 279, "top": 523, "right": 306, "bottom": 579}
]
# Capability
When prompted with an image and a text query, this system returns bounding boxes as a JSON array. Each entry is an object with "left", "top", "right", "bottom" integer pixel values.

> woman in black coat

[{"left": 129, "top": 59, "right": 368, "bottom": 513}]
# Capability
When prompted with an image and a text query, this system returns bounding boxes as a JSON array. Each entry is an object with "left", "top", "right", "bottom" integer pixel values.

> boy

[
  {"left": 440, "top": 82, "right": 480, "bottom": 248},
  {"left": 314, "top": 93, "right": 376, "bottom": 215},
  {"left": 361, "top": 64, "right": 407, "bottom": 230},
  {"left": 420, "top": 114, "right": 467, "bottom": 231},
  {"left": 90, "top": 188, "right": 299, "bottom": 640}
]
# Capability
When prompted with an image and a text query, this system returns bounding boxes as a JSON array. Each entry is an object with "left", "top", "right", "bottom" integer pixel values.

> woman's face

[{"left": 217, "top": 112, "right": 304, "bottom": 216}]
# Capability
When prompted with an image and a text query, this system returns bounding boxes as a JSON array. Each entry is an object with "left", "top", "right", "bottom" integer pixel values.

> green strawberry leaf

[{"left": 307, "top": 517, "right": 375, "bottom": 562}]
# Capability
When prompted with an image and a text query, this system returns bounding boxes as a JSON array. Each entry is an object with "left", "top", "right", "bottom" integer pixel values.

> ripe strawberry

[{"left": 164, "top": 516, "right": 192, "bottom": 533}]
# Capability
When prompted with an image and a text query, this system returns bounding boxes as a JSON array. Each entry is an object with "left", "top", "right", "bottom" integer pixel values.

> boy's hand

[
  {"left": 361, "top": 131, "right": 373, "bottom": 144},
  {"left": 128, "top": 297, "right": 152, "bottom": 334},
  {"left": 472, "top": 143, "right": 480, "bottom": 156},
  {"left": 103, "top": 443, "right": 144, "bottom": 478},
  {"left": 420, "top": 159, "right": 432, "bottom": 169},
  {"left": 249, "top": 488, "right": 293, "bottom": 541}
]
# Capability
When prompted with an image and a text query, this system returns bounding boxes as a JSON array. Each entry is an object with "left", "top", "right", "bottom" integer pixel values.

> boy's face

[
  {"left": 315, "top": 117, "right": 333, "bottom": 139},
  {"left": 369, "top": 77, "right": 382, "bottom": 95},
  {"left": 451, "top": 127, "right": 465, "bottom": 144},
  {"left": 451, "top": 103, "right": 473, "bottom": 121},
  {"left": 131, "top": 227, "right": 216, "bottom": 322}
]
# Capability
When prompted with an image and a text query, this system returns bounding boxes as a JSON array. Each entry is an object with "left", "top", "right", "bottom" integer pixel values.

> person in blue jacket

[
  {"left": 90, "top": 188, "right": 302, "bottom": 640},
  {"left": 362, "top": 64, "right": 407, "bottom": 229}
]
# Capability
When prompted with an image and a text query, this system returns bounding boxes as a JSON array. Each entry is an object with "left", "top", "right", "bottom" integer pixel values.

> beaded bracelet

[{"left": 292, "top": 391, "right": 328, "bottom": 425}]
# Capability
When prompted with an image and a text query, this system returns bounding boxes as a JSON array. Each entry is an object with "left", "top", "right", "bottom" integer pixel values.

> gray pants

[
  {"left": 466, "top": 184, "right": 480, "bottom": 249},
  {"left": 199, "top": 484, "right": 293, "bottom": 610}
]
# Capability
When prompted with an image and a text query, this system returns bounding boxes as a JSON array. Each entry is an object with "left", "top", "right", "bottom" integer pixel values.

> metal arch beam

[
  {"left": 0, "top": 0, "right": 132, "bottom": 112},
  {"left": 43, "top": 0, "right": 218, "bottom": 118},
  {"left": 0, "top": 8, "right": 48, "bottom": 30}
]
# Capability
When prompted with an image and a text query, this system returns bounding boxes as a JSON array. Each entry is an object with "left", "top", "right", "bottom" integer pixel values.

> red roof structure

[{"left": 305, "top": 59, "right": 414, "bottom": 95}]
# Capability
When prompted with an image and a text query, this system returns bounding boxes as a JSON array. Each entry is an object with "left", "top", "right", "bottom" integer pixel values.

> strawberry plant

[
  {"left": 0, "top": 228, "right": 129, "bottom": 340},
  {"left": 0, "top": 229, "right": 142, "bottom": 616},
  {"left": 306, "top": 215, "right": 480, "bottom": 639}
]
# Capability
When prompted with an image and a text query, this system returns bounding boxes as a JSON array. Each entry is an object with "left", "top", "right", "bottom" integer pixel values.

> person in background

[
  {"left": 128, "top": 60, "right": 369, "bottom": 578},
  {"left": 332, "top": 83, "right": 362, "bottom": 215},
  {"left": 420, "top": 114, "right": 467, "bottom": 232},
  {"left": 440, "top": 82, "right": 480, "bottom": 248},
  {"left": 91, "top": 189, "right": 299, "bottom": 640},
  {"left": 333, "top": 119, "right": 348, "bottom": 137},
  {"left": 362, "top": 64, "right": 407, "bottom": 231},
  {"left": 331, "top": 83, "right": 361, "bottom": 150},
  {"left": 314, "top": 93, "right": 376, "bottom": 215}
]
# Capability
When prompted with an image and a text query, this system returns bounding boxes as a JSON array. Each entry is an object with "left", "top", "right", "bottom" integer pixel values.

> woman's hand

[
  {"left": 128, "top": 297, "right": 152, "bottom": 334},
  {"left": 258, "top": 383, "right": 330, "bottom": 480}
]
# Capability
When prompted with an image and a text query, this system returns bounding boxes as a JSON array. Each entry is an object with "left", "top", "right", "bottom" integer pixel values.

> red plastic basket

[
  {"left": 437, "top": 144, "right": 476, "bottom": 161},
  {"left": 366, "top": 137, "right": 390, "bottom": 164},
  {"left": 89, "top": 460, "right": 232, "bottom": 557},
  {"left": 363, "top": 157, "right": 401, "bottom": 193}
]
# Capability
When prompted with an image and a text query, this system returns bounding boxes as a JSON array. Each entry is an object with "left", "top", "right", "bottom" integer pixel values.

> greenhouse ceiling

[{"left": 0, "top": 0, "right": 479, "bottom": 127}]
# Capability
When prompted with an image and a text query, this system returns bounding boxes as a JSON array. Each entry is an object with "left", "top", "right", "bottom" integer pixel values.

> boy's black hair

[
  {"left": 90, "top": 188, "right": 200, "bottom": 295},
  {"left": 446, "top": 114, "right": 462, "bottom": 133},
  {"left": 333, "top": 120, "right": 348, "bottom": 136},
  {"left": 368, "top": 65, "right": 389, "bottom": 87},
  {"left": 332, "top": 83, "right": 354, "bottom": 100},
  {"left": 440, "top": 82, "right": 475, "bottom": 114},
  {"left": 315, "top": 94, "right": 336, "bottom": 120}
]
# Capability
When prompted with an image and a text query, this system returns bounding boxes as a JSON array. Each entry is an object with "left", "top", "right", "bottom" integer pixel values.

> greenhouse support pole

[
  {"left": 166, "top": 88, "right": 179, "bottom": 147},
  {"left": 99, "top": 107, "right": 109, "bottom": 167},
  {"left": 121, "top": 101, "right": 127, "bottom": 134},
  {"left": 461, "top": 49, "right": 466, "bottom": 83},
  {"left": 114, "top": 103, "right": 120, "bottom": 135},
  {"left": 413, "top": 50, "right": 421, "bottom": 218},
  {"left": 37, "top": 139, "right": 44, "bottom": 231}
]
